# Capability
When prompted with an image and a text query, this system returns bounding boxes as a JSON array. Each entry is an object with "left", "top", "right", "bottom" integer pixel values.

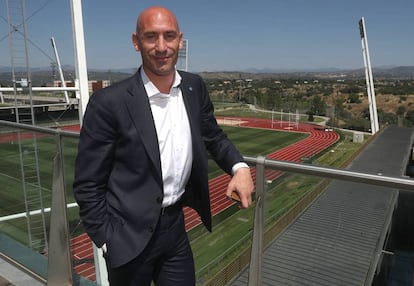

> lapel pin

[{"left": 189, "top": 86, "right": 193, "bottom": 91}]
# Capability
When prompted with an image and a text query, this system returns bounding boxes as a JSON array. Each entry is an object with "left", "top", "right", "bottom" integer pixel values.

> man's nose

[{"left": 155, "top": 36, "right": 167, "bottom": 52}]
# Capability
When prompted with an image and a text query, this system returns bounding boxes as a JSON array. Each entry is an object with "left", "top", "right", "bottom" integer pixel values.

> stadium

[{"left": 1, "top": 1, "right": 414, "bottom": 286}]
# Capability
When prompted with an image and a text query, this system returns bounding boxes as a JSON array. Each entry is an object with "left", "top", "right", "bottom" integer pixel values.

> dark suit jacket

[{"left": 73, "top": 70, "right": 244, "bottom": 268}]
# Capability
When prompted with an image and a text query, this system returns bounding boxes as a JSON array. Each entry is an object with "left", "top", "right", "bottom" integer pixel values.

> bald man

[{"left": 73, "top": 6, "right": 254, "bottom": 285}]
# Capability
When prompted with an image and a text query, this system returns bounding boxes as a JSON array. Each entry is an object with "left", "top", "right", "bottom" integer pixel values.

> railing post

[
  {"left": 47, "top": 134, "right": 73, "bottom": 285},
  {"left": 248, "top": 156, "right": 266, "bottom": 286}
]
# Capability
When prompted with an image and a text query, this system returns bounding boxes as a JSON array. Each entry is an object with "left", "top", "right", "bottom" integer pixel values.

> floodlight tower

[
  {"left": 51, "top": 37, "right": 69, "bottom": 103},
  {"left": 359, "top": 17, "right": 379, "bottom": 134},
  {"left": 177, "top": 39, "right": 189, "bottom": 71}
]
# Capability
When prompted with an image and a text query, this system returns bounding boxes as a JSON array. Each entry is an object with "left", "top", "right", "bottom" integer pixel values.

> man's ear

[{"left": 132, "top": 32, "right": 140, "bottom": 52}]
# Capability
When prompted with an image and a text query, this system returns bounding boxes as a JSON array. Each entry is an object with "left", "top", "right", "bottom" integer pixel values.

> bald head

[{"left": 136, "top": 6, "right": 180, "bottom": 35}]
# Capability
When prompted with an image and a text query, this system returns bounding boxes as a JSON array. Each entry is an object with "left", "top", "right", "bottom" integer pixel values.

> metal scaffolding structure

[{"left": 5, "top": 0, "right": 48, "bottom": 253}]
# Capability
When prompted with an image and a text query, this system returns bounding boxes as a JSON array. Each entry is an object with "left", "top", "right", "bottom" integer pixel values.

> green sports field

[
  {"left": 0, "top": 126, "right": 306, "bottom": 241},
  {"left": 1, "top": 123, "right": 340, "bottom": 283}
]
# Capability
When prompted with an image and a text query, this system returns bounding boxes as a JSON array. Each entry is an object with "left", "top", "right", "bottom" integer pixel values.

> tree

[
  {"left": 307, "top": 111, "right": 315, "bottom": 122},
  {"left": 348, "top": 93, "right": 361, "bottom": 104},
  {"left": 334, "top": 97, "right": 346, "bottom": 117},
  {"left": 310, "top": 95, "right": 326, "bottom": 116},
  {"left": 405, "top": 110, "right": 414, "bottom": 126},
  {"left": 396, "top": 106, "right": 406, "bottom": 116}
]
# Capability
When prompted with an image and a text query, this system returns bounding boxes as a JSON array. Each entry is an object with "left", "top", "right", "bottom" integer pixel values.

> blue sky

[{"left": 1, "top": 0, "right": 413, "bottom": 72}]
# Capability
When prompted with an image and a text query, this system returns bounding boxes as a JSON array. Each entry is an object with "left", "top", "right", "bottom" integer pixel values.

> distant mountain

[
  {"left": 0, "top": 67, "right": 135, "bottom": 86},
  {"left": 199, "top": 66, "right": 414, "bottom": 80},
  {"left": 0, "top": 65, "right": 413, "bottom": 85},
  {"left": 375, "top": 66, "right": 414, "bottom": 78},
  {"left": 249, "top": 66, "right": 414, "bottom": 78},
  {"left": 241, "top": 67, "right": 343, "bottom": 74}
]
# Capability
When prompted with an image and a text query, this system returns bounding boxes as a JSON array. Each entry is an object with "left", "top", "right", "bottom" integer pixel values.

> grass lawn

[
  {"left": 0, "top": 133, "right": 79, "bottom": 245},
  {"left": 214, "top": 105, "right": 325, "bottom": 124},
  {"left": 0, "top": 125, "right": 306, "bottom": 243},
  {"left": 208, "top": 126, "right": 307, "bottom": 178}
]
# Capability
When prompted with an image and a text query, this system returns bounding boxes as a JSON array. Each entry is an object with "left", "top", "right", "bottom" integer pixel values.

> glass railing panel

[
  {"left": 245, "top": 173, "right": 402, "bottom": 286},
  {"left": 191, "top": 164, "right": 328, "bottom": 285},
  {"left": 192, "top": 159, "right": 255, "bottom": 285},
  {"left": 48, "top": 126, "right": 99, "bottom": 285},
  {"left": 61, "top": 134, "right": 99, "bottom": 284},
  {"left": 0, "top": 125, "right": 55, "bottom": 283},
  {"left": 0, "top": 122, "right": 97, "bottom": 285},
  {"left": 262, "top": 170, "right": 324, "bottom": 242}
]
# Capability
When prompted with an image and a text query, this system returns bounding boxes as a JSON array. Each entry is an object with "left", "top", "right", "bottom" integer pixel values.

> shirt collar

[{"left": 140, "top": 67, "right": 182, "bottom": 98}]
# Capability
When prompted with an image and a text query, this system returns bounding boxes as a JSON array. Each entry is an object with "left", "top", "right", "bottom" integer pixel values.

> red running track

[{"left": 0, "top": 119, "right": 339, "bottom": 281}]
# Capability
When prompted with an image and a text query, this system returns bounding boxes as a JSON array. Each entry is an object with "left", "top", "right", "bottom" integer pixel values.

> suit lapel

[
  {"left": 180, "top": 74, "right": 205, "bottom": 169},
  {"left": 180, "top": 75, "right": 197, "bottom": 132},
  {"left": 124, "top": 72, "right": 162, "bottom": 179},
  {"left": 180, "top": 74, "right": 200, "bottom": 145}
]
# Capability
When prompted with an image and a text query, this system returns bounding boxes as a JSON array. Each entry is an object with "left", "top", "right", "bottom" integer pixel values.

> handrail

[
  {"left": 0, "top": 119, "right": 79, "bottom": 138},
  {"left": 1, "top": 119, "right": 414, "bottom": 286},
  {"left": 244, "top": 155, "right": 414, "bottom": 192},
  {"left": 0, "top": 87, "right": 79, "bottom": 92}
]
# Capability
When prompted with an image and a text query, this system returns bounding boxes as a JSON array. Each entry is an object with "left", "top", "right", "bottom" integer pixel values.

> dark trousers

[{"left": 106, "top": 209, "right": 195, "bottom": 286}]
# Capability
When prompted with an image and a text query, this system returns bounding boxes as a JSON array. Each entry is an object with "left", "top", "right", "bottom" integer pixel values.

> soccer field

[{"left": 0, "top": 125, "right": 306, "bottom": 245}]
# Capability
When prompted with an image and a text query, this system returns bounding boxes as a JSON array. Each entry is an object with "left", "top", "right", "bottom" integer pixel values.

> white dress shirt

[{"left": 141, "top": 69, "right": 193, "bottom": 207}]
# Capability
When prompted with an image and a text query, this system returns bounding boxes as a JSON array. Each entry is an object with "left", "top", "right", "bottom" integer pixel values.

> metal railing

[
  {"left": 243, "top": 155, "right": 414, "bottom": 286},
  {"left": 0, "top": 120, "right": 79, "bottom": 285},
  {"left": 1, "top": 119, "right": 414, "bottom": 286}
]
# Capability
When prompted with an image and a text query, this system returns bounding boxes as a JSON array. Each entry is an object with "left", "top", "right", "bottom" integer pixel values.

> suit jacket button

[
  {"left": 156, "top": 197, "right": 162, "bottom": 204},
  {"left": 149, "top": 227, "right": 154, "bottom": 233}
]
